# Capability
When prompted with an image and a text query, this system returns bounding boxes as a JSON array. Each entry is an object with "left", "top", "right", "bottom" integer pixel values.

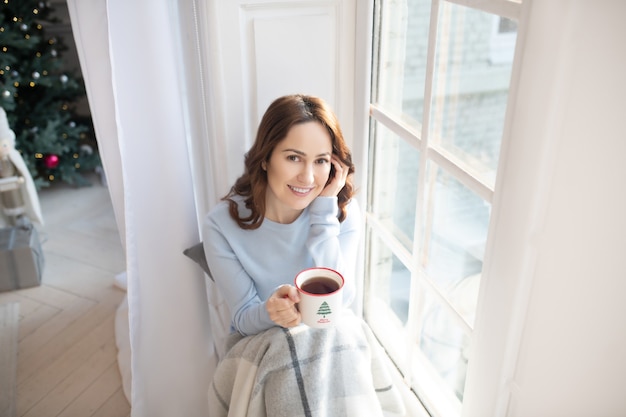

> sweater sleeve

[
  {"left": 202, "top": 214, "right": 276, "bottom": 336},
  {"left": 306, "top": 197, "right": 362, "bottom": 307}
]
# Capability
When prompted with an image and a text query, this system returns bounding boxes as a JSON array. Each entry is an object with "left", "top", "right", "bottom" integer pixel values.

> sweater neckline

[{"left": 261, "top": 207, "right": 308, "bottom": 230}]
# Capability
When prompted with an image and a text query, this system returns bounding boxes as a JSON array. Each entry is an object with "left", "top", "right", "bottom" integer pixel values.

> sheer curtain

[
  {"left": 67, "top": 0, "right": 218, "bottom": 415},
  {"left": 67, "top": 0, "right": 366, "bottom": 415}
]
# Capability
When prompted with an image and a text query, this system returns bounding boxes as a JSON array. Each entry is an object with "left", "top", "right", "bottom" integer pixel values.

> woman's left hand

[{"left": 320, "top": 157, "right": 350, "bottom": 197}]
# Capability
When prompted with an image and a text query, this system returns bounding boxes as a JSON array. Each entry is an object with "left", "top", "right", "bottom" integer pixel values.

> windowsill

[
  {"left": 364, "top": 306, "right": 431, "bottom": 416},
  {"left": 366, "top": 300, "right": 462, "bottom": 417},
  {"left": 381, "top": 351, "right": 432, "bottom": 417}
]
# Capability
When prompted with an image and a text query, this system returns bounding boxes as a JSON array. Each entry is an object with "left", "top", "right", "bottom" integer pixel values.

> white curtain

[
  {"left": 67, "top": 0, "right": 367, "bottom": 415},
  {"left": 67, "top": 0, "right": 217, "bottom": 415}
]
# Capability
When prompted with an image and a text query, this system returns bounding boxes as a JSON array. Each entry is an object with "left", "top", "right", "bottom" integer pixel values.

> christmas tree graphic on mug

[{"left": 317, "top": 301, "right": 332, "bottom": 318}]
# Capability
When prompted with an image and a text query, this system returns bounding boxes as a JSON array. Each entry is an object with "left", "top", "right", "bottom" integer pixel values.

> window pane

[
  {"left": 418, "top": 288, "right": 472, "bottom": 401},
  {"left": 430, "top": 3, "right": 517, "bottom": 186},
  {"left": 374, "top": 0, "right": 432, "bottom": 124},
  {"left": 369, "top": 121, "right": 420, "bottom": 250},
  {"left": 423, "top": 164, "right": 488, "bottom": 326},
  {"left": 364, "top": 230, "right": 412, "bottom": 369}
]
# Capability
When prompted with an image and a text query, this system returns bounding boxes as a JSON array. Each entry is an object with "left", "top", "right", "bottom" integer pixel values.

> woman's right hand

[{"left": 266, "top": 285, "right": 302, "bottom": 328}]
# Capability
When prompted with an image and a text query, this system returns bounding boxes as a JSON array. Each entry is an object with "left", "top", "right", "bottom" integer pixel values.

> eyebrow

[{"left": 281, "top": 148, "right": 331, "bottom": 158}]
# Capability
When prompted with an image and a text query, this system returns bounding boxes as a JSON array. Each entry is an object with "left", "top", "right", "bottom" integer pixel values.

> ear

[{"left": 261, "top": 160, "right": 267, "bottom": 171}]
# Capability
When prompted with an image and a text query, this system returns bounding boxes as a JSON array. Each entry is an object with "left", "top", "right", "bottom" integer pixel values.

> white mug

[{"left": 295, "top": 267, "right": 344, "bottom": 329}]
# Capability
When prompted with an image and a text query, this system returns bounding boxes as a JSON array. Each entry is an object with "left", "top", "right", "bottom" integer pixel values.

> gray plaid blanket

[{"left": 208, "top": 311, "right": 406, "bottom": 417}]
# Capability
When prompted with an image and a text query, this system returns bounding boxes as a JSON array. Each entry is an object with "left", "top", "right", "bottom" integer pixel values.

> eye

[
  {"left": 315, "top": 158, "right": 330, "bottom": 165},
  {"left": 287, "top": 154, "right": 300, "bottom": 162}
]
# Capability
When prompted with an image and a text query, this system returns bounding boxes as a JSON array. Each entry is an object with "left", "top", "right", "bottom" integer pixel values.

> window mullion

[
  {"left": 404, "top": 0, "right": 441, "bottom": 395},
  {"left": 370, "top": 104, "right": 422, "bottom": 149},
  {"left": 416, "top": 271, "right": 474, "bottom": 335},
  {"left": 428, "top": 147, "right": 495, "bottom": 203},
  {"left": 366, "top": 212, "right": 415, "bottom": 273}
]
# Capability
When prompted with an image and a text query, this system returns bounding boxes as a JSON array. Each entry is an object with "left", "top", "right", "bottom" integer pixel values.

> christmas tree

[
  {"left": 317, "top": 301, "right": 332, "bottom": 318},
  {"left": 0, "top": 0, "right": 99, "bottom": 188}
]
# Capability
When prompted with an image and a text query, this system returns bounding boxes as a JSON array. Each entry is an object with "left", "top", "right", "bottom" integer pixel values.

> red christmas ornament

[{"left": 44, "top": 154, "right": 60, "bottom": 169}]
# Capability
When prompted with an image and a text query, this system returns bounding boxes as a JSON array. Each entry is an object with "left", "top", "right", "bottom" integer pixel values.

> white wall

[
  {"left": 194, "top": 0, "right": 357, "bottom": 197},
  {"left": 465, "top": 1, "right": 626, "bottom": 416}
]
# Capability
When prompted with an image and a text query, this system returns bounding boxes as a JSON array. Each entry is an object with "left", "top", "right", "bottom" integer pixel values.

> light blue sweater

[{"left": 202, "top": 195, "right": 362, "bottom": 336}]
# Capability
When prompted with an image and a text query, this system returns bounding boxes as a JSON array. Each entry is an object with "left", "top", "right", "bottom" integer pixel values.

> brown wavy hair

[{"left": 223, "top": 94, "right": 355, "bottom": 229}]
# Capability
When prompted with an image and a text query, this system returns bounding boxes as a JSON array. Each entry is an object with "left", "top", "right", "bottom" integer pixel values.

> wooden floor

[{"left": 0, "top": 175, "right": 130, "bottom": 417}]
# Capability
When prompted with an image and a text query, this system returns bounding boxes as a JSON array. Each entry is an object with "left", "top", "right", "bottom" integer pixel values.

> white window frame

[{"left": 362, "top": 1, "right": 523, "bottom": 416}]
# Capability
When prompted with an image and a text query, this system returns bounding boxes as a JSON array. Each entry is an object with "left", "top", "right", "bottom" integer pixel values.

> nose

[{"left": 298, "top": 163, "right": 315, "bottom": 184}]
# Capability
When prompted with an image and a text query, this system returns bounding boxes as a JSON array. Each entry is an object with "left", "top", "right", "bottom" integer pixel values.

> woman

[
  {"left": 203, "top": 94, "right": 361, "bottom": 336},
  {"left": 203, "top": 95, "right": 402, "bottom": 417}
]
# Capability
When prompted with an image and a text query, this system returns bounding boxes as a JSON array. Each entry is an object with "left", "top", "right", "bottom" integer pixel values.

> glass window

[
  {"left": 424, "top": 164, "right": 489, "bottom": 318},
  {"left": 430, "top": 3, "right": 515, "bottom": 186},
  {"left": 366, "top": 231, "right": 413, "bottom": 337},
  {"left": 368, "top": 120, "right": 420, "bottom": 250},
  {"left": 365, "top": 0, "right": 520, "bottom": 414},
  {"left": 418, "top": 286, "right": 473, "bottom": 401},
  {"left": 373, "top": 0, "right": 432, "bottom": 126}
]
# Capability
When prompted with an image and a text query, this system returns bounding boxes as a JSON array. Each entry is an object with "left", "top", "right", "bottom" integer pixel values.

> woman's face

[{"left": 264, "top": 121, "right": 333, "bottom": 223}]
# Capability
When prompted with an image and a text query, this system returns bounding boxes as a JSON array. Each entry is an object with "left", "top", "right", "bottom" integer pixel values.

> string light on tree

[{"left": 0, "top": 0, "right": 101, "bottom": 187}]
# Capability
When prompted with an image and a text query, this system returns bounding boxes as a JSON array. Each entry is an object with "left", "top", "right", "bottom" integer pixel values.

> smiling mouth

[{"left": 288, "top": 185, "right": 314, "bottom": 195}]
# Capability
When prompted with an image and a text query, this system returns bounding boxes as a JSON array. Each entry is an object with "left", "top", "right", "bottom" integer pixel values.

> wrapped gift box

[{"left": 0, "top": 224, "right": 44, "bottom": 291}]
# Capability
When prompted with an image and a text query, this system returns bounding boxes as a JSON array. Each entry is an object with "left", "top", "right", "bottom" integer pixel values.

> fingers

[
  {"left": 331, "top": 157, "right": 349, "bottom": 184},
  {"left": 335, "top": 157, "right": 350, "bottom": 182},
  {"left": 274, "top": 284, "right": 300, "bottom": 302},
  {"left": 267, "top": 285, "right": 302, "bottom": 328},
  {"left": 320, "top": 158, "right": 350, "bottom": 197}
]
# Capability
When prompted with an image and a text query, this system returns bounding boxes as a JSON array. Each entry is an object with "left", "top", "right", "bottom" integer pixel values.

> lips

[{"left": 288, "top": 185, "right": 314, "bottom": 195}]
